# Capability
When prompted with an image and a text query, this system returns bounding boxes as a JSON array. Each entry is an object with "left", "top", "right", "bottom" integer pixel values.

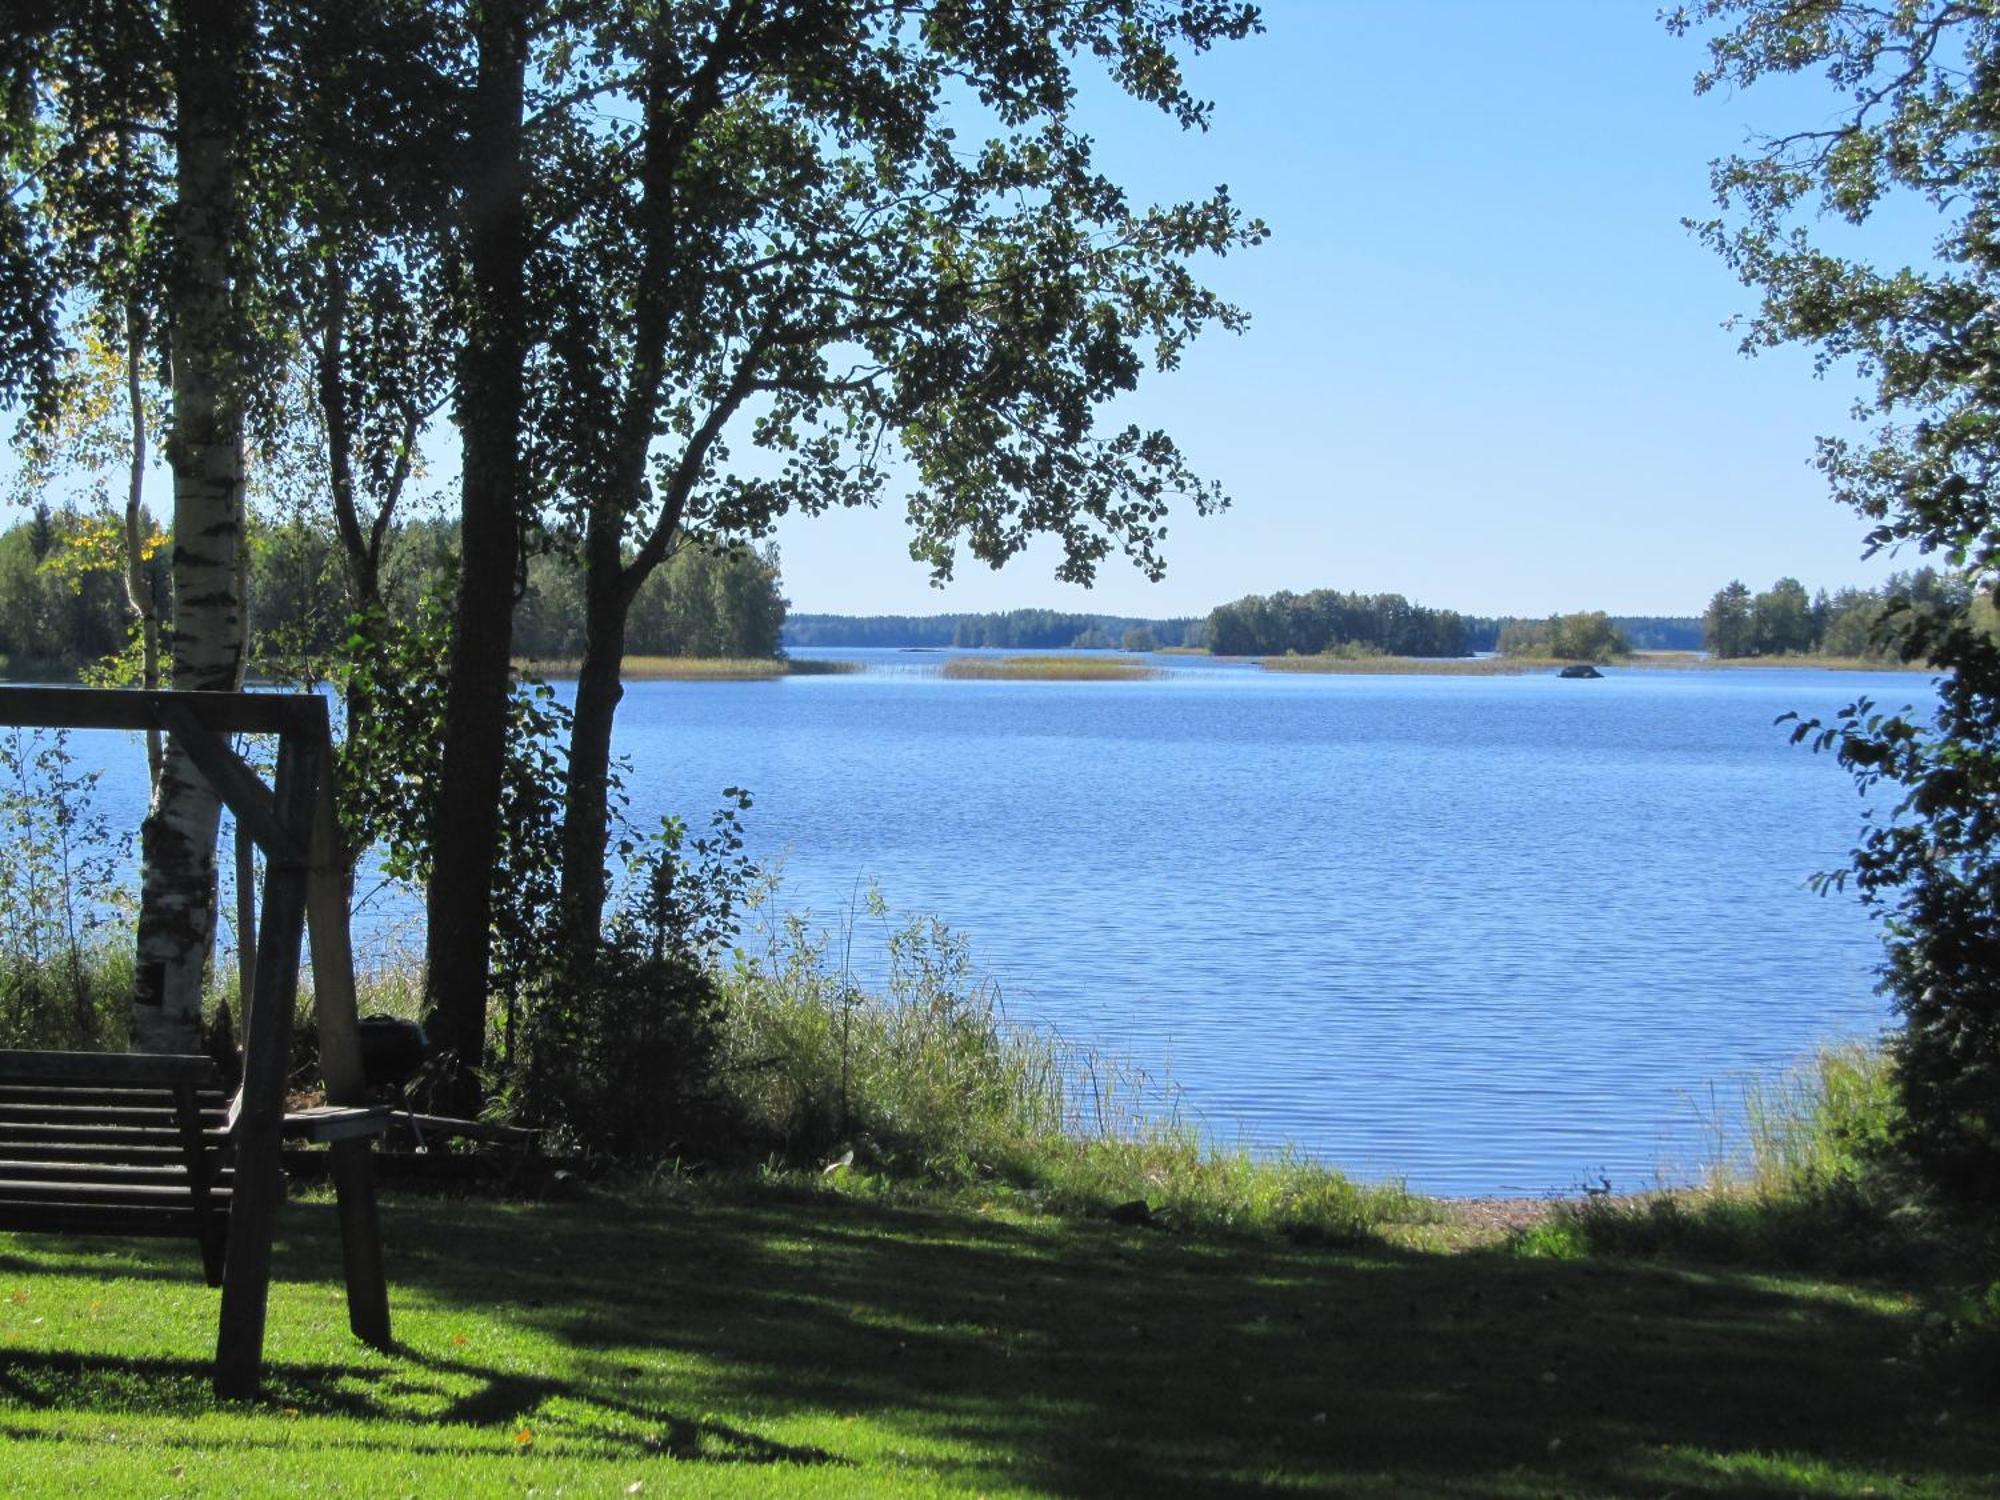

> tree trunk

[
  {"left": 132, "top": 0, "right": 250, "bottom": 1055},
  {"left": 557, "top": 559, "right": 631, "bottom": 962},
  {"left": 123, "top": 298, "right": 163, "bottom": 783},
  {"left": 423, "top": 0, "right": 528, "bottom": 1111}
]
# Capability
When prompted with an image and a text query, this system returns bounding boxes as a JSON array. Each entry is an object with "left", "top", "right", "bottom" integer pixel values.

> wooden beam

[
  {"left": 0, "top": 1051, "right": 222, "bottom": 1087},
  {"left": 0, "top": 686, "right": 320, "bottom": 738},
  {"left": 156, "top": 702, "right": 304, "bottom": 863}
]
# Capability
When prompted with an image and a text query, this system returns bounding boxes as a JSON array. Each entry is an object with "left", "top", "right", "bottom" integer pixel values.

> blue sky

[
  {"left": 1, "top": 3, "right": 1927, "bottom": 622},
  {"left": 775, "top": 0, "right": 1919, "bottom": 620}
]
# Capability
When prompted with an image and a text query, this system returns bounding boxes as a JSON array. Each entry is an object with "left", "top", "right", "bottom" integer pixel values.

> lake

[
  {"left": 21, "top": 652, "right": 1928, "bottom": 1196},
  {"left": 606, "top": 650, "right": 1918, "bottom": 1196}
]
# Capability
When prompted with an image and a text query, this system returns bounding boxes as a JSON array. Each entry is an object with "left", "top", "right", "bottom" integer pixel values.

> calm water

[
  {"left": 29, "top": 653, "right": 1928, "bottom": 1195},
  {"left": 606, "top": 651, "right": 1920, "bottom": 1195}
]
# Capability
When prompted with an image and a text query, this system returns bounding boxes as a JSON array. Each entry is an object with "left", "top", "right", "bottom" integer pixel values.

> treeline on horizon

[
  {"left": 790, "top": 598, "right": 1703, "bottom": 655},
  {"left": 1701, "top": 569, "right": 1970, "bottom": 660},
  {"left": 0, "top": 507, "right": 786, "bottom": 678},
  {"left": 785, "top": 609, "right": 1206, "bottom": 651}
]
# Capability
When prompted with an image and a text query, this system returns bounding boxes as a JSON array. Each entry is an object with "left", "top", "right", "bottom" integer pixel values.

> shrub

[
  {"left": 0, "top": 727, "right": 130, "bottom": 1049},
  {"left": 723, "top": 901, "right": 1071, "bottom": 1179},
  {"left": 501, "top": 793, "right": 756, "bottom": 1163}
]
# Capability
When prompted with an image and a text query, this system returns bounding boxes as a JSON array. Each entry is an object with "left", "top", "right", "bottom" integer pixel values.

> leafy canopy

[{"left": 1675, "top": 0, "right": 2000, "bottom": 1201}]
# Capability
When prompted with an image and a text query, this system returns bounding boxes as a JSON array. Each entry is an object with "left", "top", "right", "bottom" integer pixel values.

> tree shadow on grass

[
  {"left": 0, "top": 1342, "right": 848, "bottom": 1468},
  {"left": 6, "top": 1187, "right": 1999, "bottom": 1496}
]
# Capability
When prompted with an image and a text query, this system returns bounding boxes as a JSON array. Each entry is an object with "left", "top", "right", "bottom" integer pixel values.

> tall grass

[
  {"left": 1513, "top": 1043, "right": 1924, "bottom": 1271},
  {"left": 1736, "top": 1042, "right": 1899, "bottom": 1194},
  {"left": 721, "top": 902, "right": 1424, "bottom": 1242}
]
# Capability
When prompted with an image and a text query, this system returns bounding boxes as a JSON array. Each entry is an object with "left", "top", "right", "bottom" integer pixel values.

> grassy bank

[
  {"left": 6, "top": 934, "right": 2000, "bottom": 1489},
  {"left": 518, "top": 656, "right": 862, "bottom": 680},
  {"left": 939, "top": 654, "right": 1157, "bottom": 681}
]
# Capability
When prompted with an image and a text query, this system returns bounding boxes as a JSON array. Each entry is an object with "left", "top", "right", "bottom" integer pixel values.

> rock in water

[{"left": 1557, "top": 663, "right": 1603, "bottom": 679}]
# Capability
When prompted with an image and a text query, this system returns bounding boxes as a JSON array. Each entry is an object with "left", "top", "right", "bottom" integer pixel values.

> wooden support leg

[
  {"left": 307, "top": 775, "right": 391, "bottom": 1348},
  {"left": 173, "top": 1081, "right": 226, "bottom": 1288},
  {"left": 328, "top": 1136, "right": 392, "bottom": 1346},
  {"left": 214, "top": 734, "right": 316, "bottom": 1400}
]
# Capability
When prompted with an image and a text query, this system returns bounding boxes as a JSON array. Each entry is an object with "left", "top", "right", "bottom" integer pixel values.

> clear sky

[
  {"left": 774, "top": 0, "right": 1917, "bottom": 621},
  {"left": 0, "top": 2, "right": 1927, "bottom": 622}
]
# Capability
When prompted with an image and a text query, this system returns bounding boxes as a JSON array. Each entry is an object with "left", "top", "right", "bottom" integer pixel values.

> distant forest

[
  {"left": 1701, "top": 570, "right": 1968, "bottom": 660},
  {"left": 788, "top": 601, "right": 1703, "bottom": 656},
  {"left": 1467, "top": 616, "right": 1702, "bottom": 652},
  {"left": 785, "top": 610, "right": 1206, "bottom": 651},
  {"left": 0, "top": 508, "right": 786, "bottom": 678}
]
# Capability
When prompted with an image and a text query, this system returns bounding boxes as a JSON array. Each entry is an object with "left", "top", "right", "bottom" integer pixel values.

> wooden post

[
  {"left": 173, "top": 1079, "right": 227, "bottom": 1287},
  {"left": 305, "top": 770, "right": 391, "bottom": 1348},
  {"left": 235, "top": 818, "right": 257, "bottom": 1019},
  {"left": 213, "top": 729, "right": 318, "bottom": 1400}
]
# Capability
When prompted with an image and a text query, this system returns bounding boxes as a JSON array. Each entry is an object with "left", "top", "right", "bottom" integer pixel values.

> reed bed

[
  {"left": 1258, "top": 654, "right": 1561, "bottom": 676},
  {"left": 518, "top": 655, "right": 861, "bottom": 680},
  {"left": 939, "top": 654, "right": 1158, "bottom": 681},
  {"left": 1624, "top": 650, "right": 1929, "bottom": 672}
]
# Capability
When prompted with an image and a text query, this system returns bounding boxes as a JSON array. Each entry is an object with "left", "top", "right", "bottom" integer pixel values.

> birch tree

[{"left": 3, "top": 1, "right": 254, "bottom": 1051}]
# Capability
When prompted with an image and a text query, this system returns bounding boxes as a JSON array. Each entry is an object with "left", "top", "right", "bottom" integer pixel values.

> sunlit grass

[
  {"left": 3, "top": 1182, "right": 1995, "bottom": 1495},
  {"left": 938, "top": 654, "right": 1157, "bottom": 681}
]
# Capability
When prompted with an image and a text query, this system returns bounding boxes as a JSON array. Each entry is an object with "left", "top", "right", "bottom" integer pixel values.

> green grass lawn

[{"left": 2, "top": 1183, "right": 1994, "bottom": 1496}]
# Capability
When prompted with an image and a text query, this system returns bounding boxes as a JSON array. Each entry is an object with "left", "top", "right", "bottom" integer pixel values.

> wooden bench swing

[{"left": 0, "top": 687, "right": 392, "bottom": 1398}]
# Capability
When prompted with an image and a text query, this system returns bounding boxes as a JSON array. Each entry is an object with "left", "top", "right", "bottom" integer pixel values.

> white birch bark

[{"left": 131, "top": 1, "right": 248, "bottom": 1054}]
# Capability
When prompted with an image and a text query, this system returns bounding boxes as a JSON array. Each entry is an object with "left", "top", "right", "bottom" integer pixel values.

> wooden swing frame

[{"left": 0, "top": 686, "right": 390, "bottom": 1398}]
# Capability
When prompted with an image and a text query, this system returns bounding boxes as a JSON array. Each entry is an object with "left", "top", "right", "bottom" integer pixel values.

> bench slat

[
  {"left": 0, "top": 1085, "right": 230, "bottom": 1107},
  {"left": 281, "top": 1106, "right": 392, "bottom": 1143},
  {"left": 0, "top": 1051, "right": 223, "bottom": 1088},
  {"left": 0, "top": 1202, "right": 213, "bottom": 1238},
  {"left": 0, "top": 1104, "right": 229, "bottom": 1130},
  {"left": 0, "top": 1142, "right": 215, "bottom": 1163},
  {"left": 0, "top": 1178, "right": 234, "bottom": 1203},
  {"left": 0, "top": 1160, "right": 232, "bottom": 1187}
]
